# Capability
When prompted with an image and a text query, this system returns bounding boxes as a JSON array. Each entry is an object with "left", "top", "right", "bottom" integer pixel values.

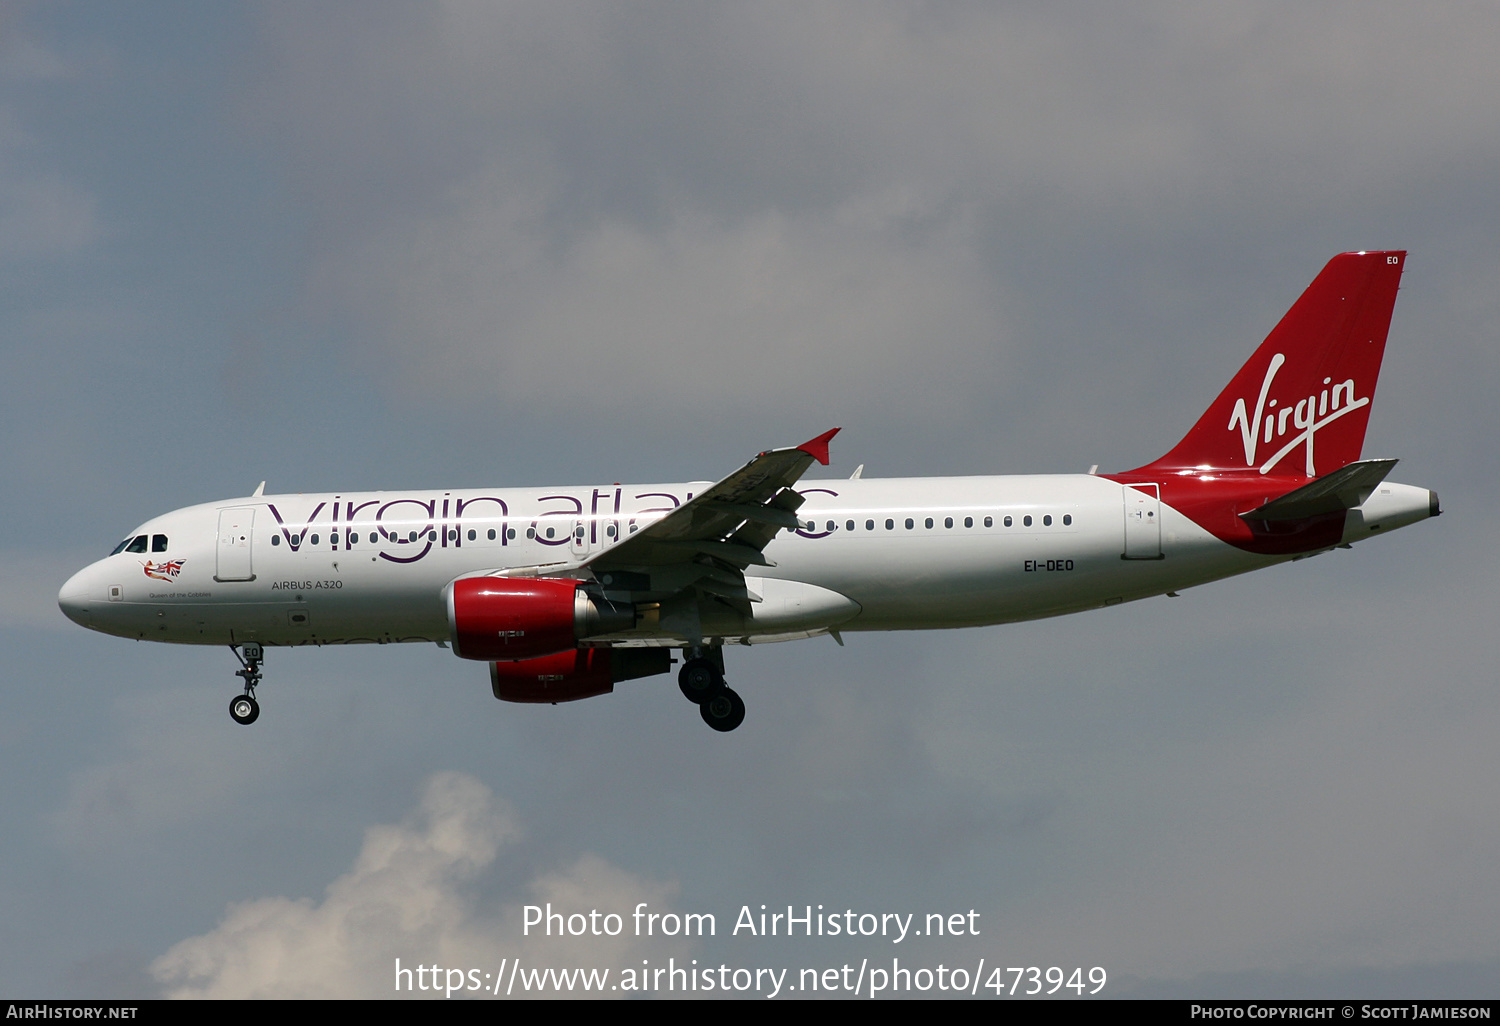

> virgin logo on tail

[{"left": 1227, "top": 354, "right": 1369, "bottom": 476}]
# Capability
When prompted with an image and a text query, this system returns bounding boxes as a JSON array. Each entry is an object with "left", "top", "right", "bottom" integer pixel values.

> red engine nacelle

[
  {"left": 447, "top": 577, "right": 634, "bottom": 661},
  {"left": 490, "top": 647, "right": 672, "bottom": 703}
]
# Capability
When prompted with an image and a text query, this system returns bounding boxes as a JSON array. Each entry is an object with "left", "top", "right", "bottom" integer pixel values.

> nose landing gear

[
  {"left": 678, "top": 648, "right": 745, "bottom": 732},
  {"left": 229, "top": 643, "right": 263, "bottom": 725},
  {"left": 230, "top": 692, "right": 260, "bottom": 725}
]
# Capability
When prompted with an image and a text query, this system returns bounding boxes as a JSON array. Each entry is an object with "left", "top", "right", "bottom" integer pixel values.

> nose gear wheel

[
  {"left": 230, "top": 694, "right": 260, "bottom": 725},
  {"left": 229, "top": 643, "right": 264, "bottom": 726}
]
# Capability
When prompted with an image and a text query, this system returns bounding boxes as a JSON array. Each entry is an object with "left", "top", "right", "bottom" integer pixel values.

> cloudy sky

[{"left": 2, "top": 1, "right": 1496, "bottom": 999}]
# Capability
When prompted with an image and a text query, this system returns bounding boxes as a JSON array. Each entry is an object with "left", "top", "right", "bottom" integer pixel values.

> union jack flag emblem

[{"left": 142, "top": 559, "right": 186, "bottom": 583}]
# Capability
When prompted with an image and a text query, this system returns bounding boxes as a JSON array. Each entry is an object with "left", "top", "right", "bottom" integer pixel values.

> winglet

[{"left": 797, "top": 428, "right": 840, "bottom": 466}]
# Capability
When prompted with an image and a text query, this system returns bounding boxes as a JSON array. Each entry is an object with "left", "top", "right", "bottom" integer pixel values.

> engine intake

[{"left": 447, "top": 576, "right": 635, "bottom": 661}]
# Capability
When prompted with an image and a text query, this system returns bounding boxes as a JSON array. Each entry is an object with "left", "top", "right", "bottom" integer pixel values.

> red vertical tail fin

[{"left": 1144, "top": 251, "right": 1405, "bottom": 480}]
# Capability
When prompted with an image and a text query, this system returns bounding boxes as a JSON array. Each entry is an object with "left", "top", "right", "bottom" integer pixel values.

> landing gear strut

[
  {"left": 229, "top": 643, "right": 263, "bottom": 725},
  {"left": 678, "top": 647, "right": 745, "bottom": 732}
]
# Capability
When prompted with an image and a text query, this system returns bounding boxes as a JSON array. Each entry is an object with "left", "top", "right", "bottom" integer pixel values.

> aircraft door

[
  {"left": 1121, "top": 483, "right": 1163, "bottom": 560},
  {"left": 215, "top": 507, "right": 257, "bottom": 581}
]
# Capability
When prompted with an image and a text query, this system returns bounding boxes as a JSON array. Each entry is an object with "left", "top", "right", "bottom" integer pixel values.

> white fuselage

[{"left": 56, "top": 474, "right": 1433, "bottom": 650}]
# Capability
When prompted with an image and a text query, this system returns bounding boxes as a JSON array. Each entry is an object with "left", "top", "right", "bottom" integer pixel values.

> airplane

[{"left": 58, "top": 251, "right": 1438, "bottom": 733}]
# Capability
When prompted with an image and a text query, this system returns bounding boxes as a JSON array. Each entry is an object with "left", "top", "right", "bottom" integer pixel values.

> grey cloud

[
  {"left": 238, "top": 2, "right": 1500, "bottom": 428},
  {"left": 910, "top": 533, "right": 1500, "bottom": 982},
  {"left": 0, "top": 107, "right": 98, "bottom": 259},
  {"left": 3, "top": 1, "right": 1490, "bottom": 1001},
  {"left": 314, "top": 187, "right": 1008, "bottom": 414}
]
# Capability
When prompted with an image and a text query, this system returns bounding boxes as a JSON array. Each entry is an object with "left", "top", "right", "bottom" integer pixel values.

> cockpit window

[
  {"left": 110, "top": 538, "right": 133, "bottom": 555},
  {"left": 124, "top": 535, "right": 149, "bottom": 554},
  {"left": 152, "top": 534, "right": 168, "bottom": 552}
]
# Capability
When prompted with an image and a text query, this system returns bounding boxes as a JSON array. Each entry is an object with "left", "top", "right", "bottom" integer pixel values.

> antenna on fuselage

[
  {"left": 850, "top": 465, "right": 864, "bottom": 480},
  {"left": 252, "top": 481, "right": 266, "bottom": 497}
]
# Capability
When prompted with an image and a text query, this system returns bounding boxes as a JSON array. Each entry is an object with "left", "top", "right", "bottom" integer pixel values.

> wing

[{"left": 584, "top": 428, "right": 839, "bottom": 616}]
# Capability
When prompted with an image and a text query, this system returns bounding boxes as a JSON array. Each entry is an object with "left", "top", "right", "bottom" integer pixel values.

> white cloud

[{"left": 151, "top": 773, "right": 683, "bottom": 998}]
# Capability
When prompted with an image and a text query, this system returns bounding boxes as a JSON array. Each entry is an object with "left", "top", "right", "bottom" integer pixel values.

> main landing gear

[
  {"left": 229, "top": 642, "right": 263, "bottom": 725},
  {"left": 678, "top": 648, "right": 745, "bottom": 733}
]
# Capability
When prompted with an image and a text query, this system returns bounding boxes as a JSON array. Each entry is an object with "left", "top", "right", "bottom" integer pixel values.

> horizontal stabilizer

[{"left": 1240, "top": 458, "right": 1398, "bottom": 521}]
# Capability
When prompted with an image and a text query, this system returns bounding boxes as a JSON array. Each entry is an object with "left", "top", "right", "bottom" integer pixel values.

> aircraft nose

[{"left": 58, "top": 568, "right": 93, "bottom": 628}]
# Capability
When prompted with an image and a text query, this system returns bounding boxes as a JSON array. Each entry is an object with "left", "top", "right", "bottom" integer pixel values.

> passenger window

[
  {"left": 527, "top": 528, "right": 536, "bottom": 539},
  {"left": 826, "top": 521, "right": 835, "bottom": 532},
  {"left": 408, "top": 531, "right": 418, "bottom": 542},
  {"left": 606, "top": 524, "right": 617, "bottom": 538},
  {"left": 985, "top": 516, "right": 994, "bottom": 528},
  {"left": 885, "top": 519, "right": 894, "bottom": 530},
  {"left": 487, "top": 529, "right": 496, "bottom": 540},
  {"left": 271, "top": 535, "right": 281, "bottom": 547},
  {"left": 126, "top": 535, "right": 149, "bottom": 553},
  {"left": 428, "top": 531, "right": 437, "bottom": 541},
  {"left": 866, "top": 520, "right": 874, "bottom": 531},
  {"left": 311, "top": 533, "right": 320, "bottom": 545},
  {"left": 1043, "top": 515, "right": 1052, "bottom": 526},
  {"left": 924, "top": 517, "right": 933, "bottom": 529},
  {"left": 964, "top": 516, "right": 973, "bottom": 528},
  {"left": 545, "top": 527, "right": 555, "bottom": 539},
  {"left": 1023, "top": 516, "right": 1032, "bottom": 527},
  {"left": 1063, "top": 514, "right": 1072, "bottom": 526},
  {"left": 904, "top": 518, "right": 914, "bottom": 530},
  {"left": 449, "top": 530, "right": 459, "bottom": 542},
  {"left": 945, "top": 517, "right": 953, "bottom": 528},
  {"left": 468, "top": 529, "right": 477, "bottom": 541},
  {"left": 507, "top": 528, "right": 516, "bottom": 540},
  {"left": 846, "top": 520, "right": 855, "bottom": 532},
  {"left": 1004, "top": 516, "right": 1012, "bottom": 527},
  {"left": 369, "top": 533, "right": 377, "bottom": 543}
]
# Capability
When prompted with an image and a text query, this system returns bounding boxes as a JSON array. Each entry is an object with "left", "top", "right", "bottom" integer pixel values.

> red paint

[
  {"left": 1101, "top": 472, "right": 1350, "bottom": 555},
  {"left": 449, "top": 576, "right": 579, "bottom": 660},
  {"left": 797, "top": 427, "right": 841, "bottom": 466},
  {"left": 1106, "top": 252, "right": 1406, "bottom": 555},
  {"left": 490, "top": 648, "right": 614, "bottom": 703}
]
